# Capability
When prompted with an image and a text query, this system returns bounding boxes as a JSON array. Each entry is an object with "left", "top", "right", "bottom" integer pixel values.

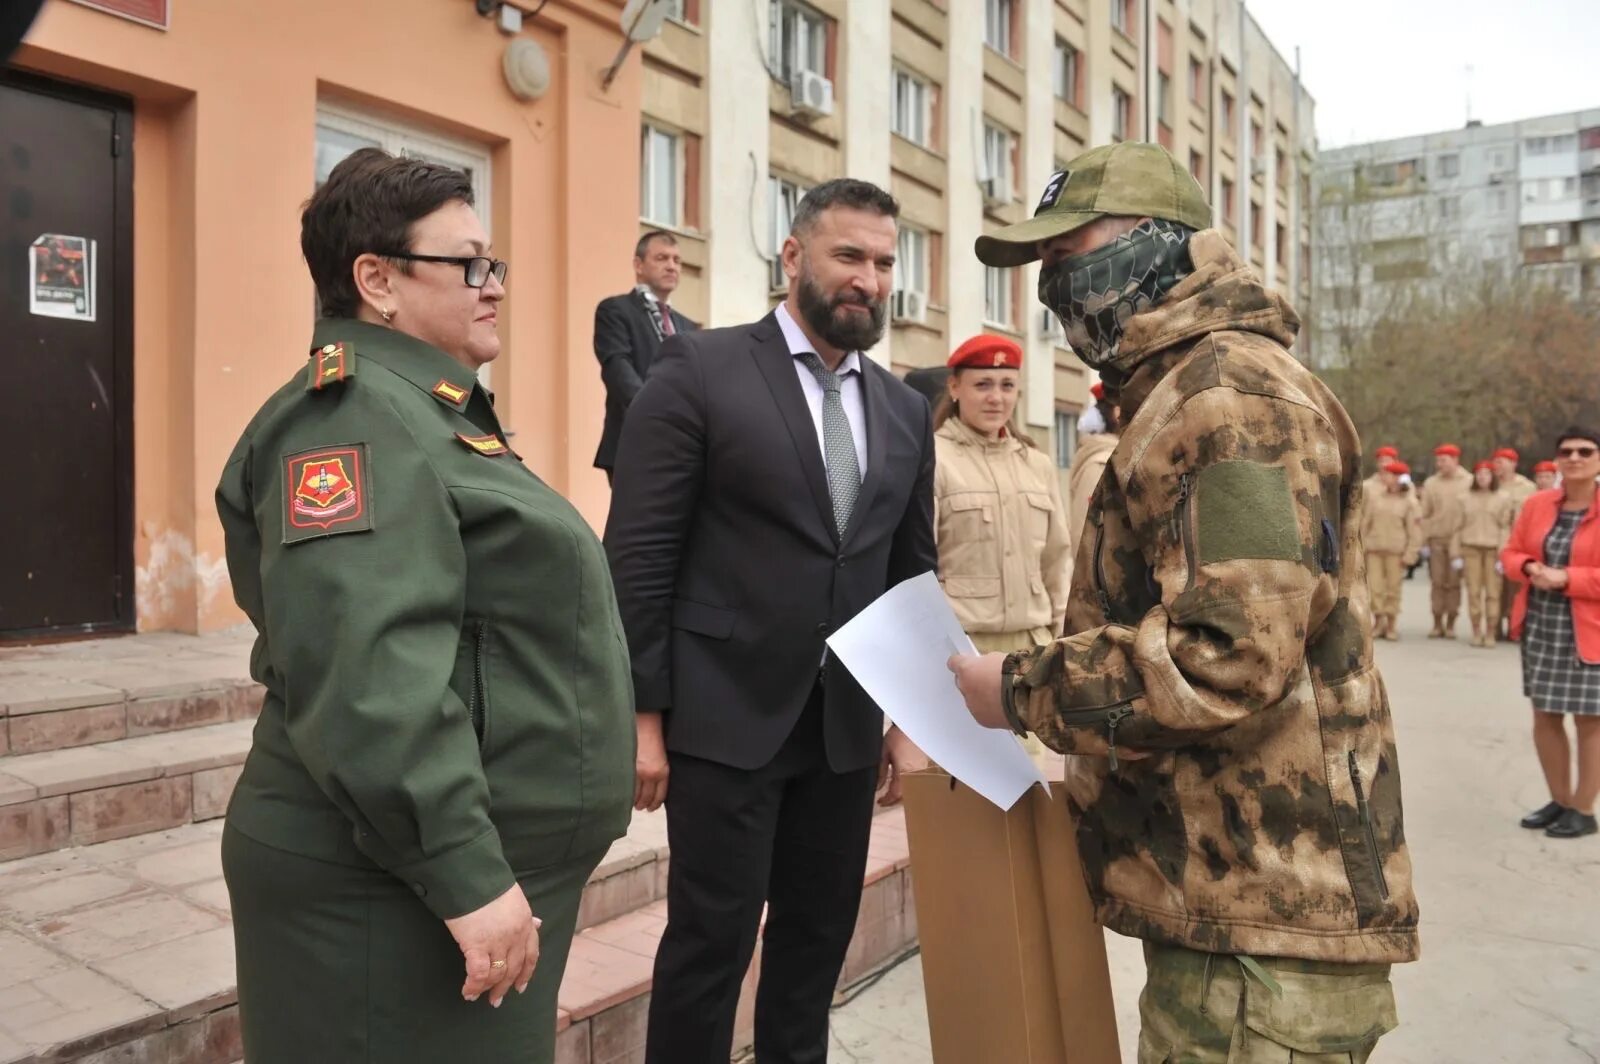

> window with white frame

[
  {"left": 982, "top": 121, "right": 1014, "bottom": 198},
  {"left": 983, "top": 0, "right": 1013, "bottom": 56},
  {"left": 983, "top": 265, "right": 1013, "bottom": 327},
  {"left": 1053, "top": 38, "right": 1079, "bottom": 105},
  {"left": 895, "top": 225, "right": 929, "bottom": 297},
  {"left": 1110, "top": 0, "right": 1131, "bottom": 35},
  {"left": 891, "top": 68, "right": 931, "bottom": 147},
  {"left": 769, "top": 0, "right": 828, "bottom": 82},
  {"left": 1054, "top": 412, "right": 1078, "bottom": 469},
  {"left": 769, "top": 175, "right": 808, "bottom": 290},
  {"left": 1111, "top": 87, "right": 1132, "bottom": 141},
  {"left": 640, "top": 124, "right": 681, "bottom": 227}
]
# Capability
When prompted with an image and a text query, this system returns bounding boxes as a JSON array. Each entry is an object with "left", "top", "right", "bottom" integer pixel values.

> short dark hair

[
  {"left": 791, "top": 178, "right": 899, "bottom": 237},
  {"left": 1556, "top": 425, "right": 1600, "bottom": 449},
  {"left": 301, "top": 147, "right": 475, "bottom": 319},
  {"left": 634, "top": 230, "right": 678, "bottom": 260}
]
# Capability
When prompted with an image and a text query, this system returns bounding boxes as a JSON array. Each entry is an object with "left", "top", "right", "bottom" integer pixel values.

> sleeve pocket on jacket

[{"left": 671, "top": 598, "right": 738, "bottom": 639}]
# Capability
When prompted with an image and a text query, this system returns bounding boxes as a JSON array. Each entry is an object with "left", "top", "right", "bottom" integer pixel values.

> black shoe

[
  {"left": 1545, "top": 809, "right": 1599, "bottom": 839},
  {"left": 1520, "top": 801, "right": 1567, "bottom": 829}
]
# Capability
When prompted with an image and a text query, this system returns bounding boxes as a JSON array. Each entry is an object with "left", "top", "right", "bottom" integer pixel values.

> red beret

[
  {"left": 1474, "top": 460, "right": 1494, "bottom": 473},
  {"left": 1091, "top": 382, "right": 1105, "bottom": 400},
  {"left": 1493, "top": 448, "right": 1519, "bottom": 462},
  {"left": 1385, "top": 461, "right": 1410, "bottom": 475},
  {"left": 1535, "top": 460, "right": 1558, "bottom": 474},
  {"left": 1375, "top": 446, "right": 1399, "bottom": 459},
  {"left": 1434, "top": 444, "right": 1461, "bottom": 457},
  {"left": 948, "top": 334, "right": 1023, "bottom": 371}
]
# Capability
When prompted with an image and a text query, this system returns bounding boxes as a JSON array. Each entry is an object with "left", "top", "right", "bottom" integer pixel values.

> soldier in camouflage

[{"left": 951, "top": 142, "right": 1418, "bottom": 1063}]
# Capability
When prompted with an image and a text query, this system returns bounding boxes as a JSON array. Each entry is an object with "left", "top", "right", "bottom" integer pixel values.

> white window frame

[
  {"left": 313, "top": 103, "right": 495, "bottom": 383},
  {"left": 640, "top": 122, "right": 682, "bottom": 228},
  {"left": 770, "top": 175, "right": 808, "bottom": 291},
  {"left": 769, "top": 0, "right": 828, "bottom": 82},
  {"left": 981, "top": 121, "right": 1014, "bottom": 197},
  {"left": 984, "top": 0, "right": 1013, "bottom": 56},
  {"left": 895, "top": 225, "right": 930, "bottom": 298},
  {"left": 891, "top": 68, "right": 932, "bottom": 147},
  {"left": 1053, "top": 38, "right": 1079, "bottom": 104},
  {"left": 983, "top": 265, "right": 1013, "bottom": 328}
]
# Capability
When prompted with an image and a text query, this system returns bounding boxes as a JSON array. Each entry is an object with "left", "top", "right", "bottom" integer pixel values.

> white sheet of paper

[{"left": 827, "top": 571, "right": 1049, "bottom": 810}]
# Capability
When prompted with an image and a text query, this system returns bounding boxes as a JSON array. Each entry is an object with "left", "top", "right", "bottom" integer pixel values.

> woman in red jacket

[{"left": 1502, "top": 427, "right": 1600, "bottom": 839}]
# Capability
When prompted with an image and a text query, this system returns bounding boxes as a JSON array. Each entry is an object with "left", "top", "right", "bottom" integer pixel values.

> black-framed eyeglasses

[
  {"left": 382, "top": 252, "right": 507, "bottom": 288},
  {"left": 1558, "top": 446, "right": 1598, "bottom": 459}
]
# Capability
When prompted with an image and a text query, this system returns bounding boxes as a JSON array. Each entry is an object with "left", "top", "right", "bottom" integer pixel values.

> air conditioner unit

[
  {"left": 891, "top": 289, "right": 928, "bottom": 325},
  {"left": 981, "top": 176, "right": 1009, "bottom": 207},
  {"left": 788, "top": 70, "right": 834, "bottom": 119},
  {"left": 1038, "top": 307, "right": 1065, "bottom": 342}
]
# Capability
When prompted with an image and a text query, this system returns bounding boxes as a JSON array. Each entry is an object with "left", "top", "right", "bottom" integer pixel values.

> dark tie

[
  {"left": 796, "top": 352, "right": 861, "bottom": 536},
  {"left": 659, "top": 302, "right": 675, "bottom": 337}
]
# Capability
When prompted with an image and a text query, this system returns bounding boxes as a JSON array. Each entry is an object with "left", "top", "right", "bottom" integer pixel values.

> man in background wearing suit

[
  {"left": 605, "top": 180, "right": 935, "bottom": 1064},
  {"left": 592, "top": 230, "right": 698, "bottom": 482}
]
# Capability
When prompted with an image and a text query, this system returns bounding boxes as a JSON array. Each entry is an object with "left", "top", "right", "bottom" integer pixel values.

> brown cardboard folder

[{"left": 902, "top": 769, "right": 1121, "bottom": 1064}]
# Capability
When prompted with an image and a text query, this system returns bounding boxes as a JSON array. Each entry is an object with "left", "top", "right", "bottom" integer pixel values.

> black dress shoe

[
  {"left": 1545, "top": 809, "right": 1599, "bottom": 839},
  {"left": 1520, "top": 801, "right": 1567, "bottom": 829}
]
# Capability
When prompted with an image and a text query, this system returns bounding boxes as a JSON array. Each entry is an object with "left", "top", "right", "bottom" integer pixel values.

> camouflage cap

[{"left": 975, "top": 142, "right": 1212, "bottom": 267}]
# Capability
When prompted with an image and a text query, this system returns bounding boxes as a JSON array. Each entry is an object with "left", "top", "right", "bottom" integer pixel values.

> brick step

[
  {"left": 0, "top": 634, "right": 261, "bottom": 758},
  {"left": 0, "top": 810, "right": 915, "bottom": 1064},
  {"left": 0, "top": 722, "right": 254, "bottom": 863}
]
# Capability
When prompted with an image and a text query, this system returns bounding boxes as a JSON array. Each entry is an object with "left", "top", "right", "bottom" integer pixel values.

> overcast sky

[{"left": 1244, "top": 0, "right": 1600, "bottom": 149}]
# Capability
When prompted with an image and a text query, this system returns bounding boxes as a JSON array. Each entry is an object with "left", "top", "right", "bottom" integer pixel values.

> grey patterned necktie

[{"left": 797, "top": 352, "right": 862, "bottom": 536}]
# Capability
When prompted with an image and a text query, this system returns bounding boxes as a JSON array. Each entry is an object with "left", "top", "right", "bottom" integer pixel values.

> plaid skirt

[{"left": 1521, "top": 511, "right": 1600, "bottom": 715}]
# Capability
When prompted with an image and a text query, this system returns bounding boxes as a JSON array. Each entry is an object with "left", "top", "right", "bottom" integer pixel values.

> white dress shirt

[{"left": 774, "top": 302, "right": 869, "bottom": 477}]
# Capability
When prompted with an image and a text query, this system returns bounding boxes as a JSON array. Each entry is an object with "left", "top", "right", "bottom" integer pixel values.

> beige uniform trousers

[
  {"left": 1427, "top": 537, "right": 1461, "bottom": 619},
  {"left": 1462, "top": 546, "right": 1501, "bottom": 629},
  {"left": 1364, "top": 553, "right": 1404, "bottom": 620}
]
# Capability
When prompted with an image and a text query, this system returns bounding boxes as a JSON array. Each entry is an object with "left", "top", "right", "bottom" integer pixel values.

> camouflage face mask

[{"left": 1038, "top": 219, "right": 1194, "bottom": 369}]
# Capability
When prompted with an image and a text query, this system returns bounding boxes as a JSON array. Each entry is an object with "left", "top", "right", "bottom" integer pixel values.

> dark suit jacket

[
  {"left": 604, "top": 312, "right": 937, "bottom": 774},
  {"left": 592, "top": 290, "right": 697, "bottom": 470}
]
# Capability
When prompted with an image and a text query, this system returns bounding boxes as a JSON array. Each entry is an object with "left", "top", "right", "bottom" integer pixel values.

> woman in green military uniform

[{"left": 216, "top": 149, "right": 635, "bottom": 1062}]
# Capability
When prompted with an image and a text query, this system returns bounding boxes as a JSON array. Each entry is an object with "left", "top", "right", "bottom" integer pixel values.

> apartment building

[
  {"left": 637, "top": 0, "right": 1316, "bottom": 469},
  {"left": 1313, "top": 108, "right": 1600, "bottom": 365}
]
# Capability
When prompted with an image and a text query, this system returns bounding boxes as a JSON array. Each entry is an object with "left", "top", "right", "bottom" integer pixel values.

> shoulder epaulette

[{"left": 306, "top": 342, "right": 356, "bottom": 391}]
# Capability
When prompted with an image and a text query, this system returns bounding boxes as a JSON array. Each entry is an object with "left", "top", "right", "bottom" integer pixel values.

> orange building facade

[{"left": 7, "top": 0, "right": 641, "bottom": 636}]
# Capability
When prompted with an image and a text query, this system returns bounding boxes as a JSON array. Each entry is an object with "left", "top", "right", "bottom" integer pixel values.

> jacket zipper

[
  {"left": 470, "top": 622, "right": 488, "bottom": 748},
  {"left": 1348, "top": 750, "right": 1390, "bottom": 901},
  {"left": 1092, "top": 510, "right": 1112, "bottom": 618},
  {"left": 1058, "top": 703, "right": 1135, "bottom": 771},
  {"left": 1172, "top": 472, "right": 1198, "bottom": 592}
]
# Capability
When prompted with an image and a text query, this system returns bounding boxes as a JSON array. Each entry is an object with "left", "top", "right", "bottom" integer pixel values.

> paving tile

[
  {"left": 95, "top": 926, "right": 236, "bottom": 1012},
  {"left": 69, "top": 777, "right": 193, "bottom": 847},
  {"left": 0, "top": 722, "right": 8, "bottom": 758},
  {"left": 16, "top": 659, "right": 242, "bottom": 702},
  {"left": 0, "top": 775, "right": 36, "bottom": 810},
  {"left": 0, "top": 871, "right": 144, "bottom": 921},
  {"left": 190, "top": 765, "right": 242, "bottom": 821},
  {"left": 2, "top": 746, "right": 160, "bottom": 799},
  {"left": 38, "top": 890, "right": 224, "bottom": 963},
  {"left": 179, "top": 878, "right": 232, "bottom": 915},
  {"left": 554, "top": 1018, "right": 592, "bottom": 1064},
  {"left": 0, "top": 965, "right": 158, "bottom": 1054},
  {"left": 0, "top": 797, "right": 68, "bottom": 862},
  {"left": 111, "top": 837, "right": 220, "bottom": 889},
  {"left": 576, "top": 861, "right": 658, "bottom": 933},
  {"left": 0, "top": 928, "right": 75, "bottom": 991},
  {"left": 577, "top": 901, "right": 667, "bottom": 959},
  {"left": 7, "top": 703, "right": 128, "bottom": 756},
  {"left": 0, "top": 675, "right": 124, "bottom": 717},
  {"left": 0, "top": 1027, "right": 29, "bottom": 1064},
  {"left": 589, "top": 993, "right": 649, "bottom": 1064},
  {"left": 558, "top": 935, "right": 657, "bottom": 1022},
  {"left": 125, "top": 690, "right": 234, "bottom": 737},
  {"left": 113, "top": 721, "right": 254, "bottom": 777},
  {"left": 70, "top": 821, "right": 222, "bottom": 868}
]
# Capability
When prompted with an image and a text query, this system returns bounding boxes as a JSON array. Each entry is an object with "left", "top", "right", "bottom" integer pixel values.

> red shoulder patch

[{"left": 283, "top": 444, "right": 372, "bottom": 542}]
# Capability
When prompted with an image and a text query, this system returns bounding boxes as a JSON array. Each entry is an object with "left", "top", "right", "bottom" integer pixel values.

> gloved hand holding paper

[{"left": 827, "top": 571, "right": 1049, "bottom": 810}]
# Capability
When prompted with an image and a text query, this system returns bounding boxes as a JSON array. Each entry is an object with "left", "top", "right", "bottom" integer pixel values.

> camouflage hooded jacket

[{"left": 1002, "top": 230, "right": 1419, "bottom": 964}]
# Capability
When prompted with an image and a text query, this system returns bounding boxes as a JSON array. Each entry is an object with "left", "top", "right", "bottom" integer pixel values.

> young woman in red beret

[
  {"left": 1461, "top": 460, "right": 1516, "bottom": 648},
  {"left": 1361, "top": 461, "right": 1421, "bottom": 640}
]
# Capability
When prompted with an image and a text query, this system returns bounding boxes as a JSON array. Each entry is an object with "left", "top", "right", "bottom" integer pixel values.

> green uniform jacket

[{"left": 216, "top": 319, "right": 635, "bottom": 920}]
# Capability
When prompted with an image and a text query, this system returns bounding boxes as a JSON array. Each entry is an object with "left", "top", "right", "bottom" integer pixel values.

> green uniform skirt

[{"left": 223, "top": 823, "right": 603, "bottom": 1064}]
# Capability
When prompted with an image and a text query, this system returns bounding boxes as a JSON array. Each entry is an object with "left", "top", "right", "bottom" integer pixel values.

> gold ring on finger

[{"left": 490, "top": 959, "right": 508, "bottom": 970}]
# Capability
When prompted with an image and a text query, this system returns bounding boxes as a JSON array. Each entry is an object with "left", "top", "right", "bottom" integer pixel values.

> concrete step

[
  {"left": 0, "top": 722, "right": 255, "bottom": 862},
  {"left": 0, "top": 809, "right": 916, "bottom": 1064},
  {"left": 0, "top": 634, "right": 261, "bottom": 759}
]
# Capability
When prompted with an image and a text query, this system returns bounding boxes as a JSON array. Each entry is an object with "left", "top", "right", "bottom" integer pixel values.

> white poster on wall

[{"left": 29, "top": 234, "right": 97, "bottom": 322}]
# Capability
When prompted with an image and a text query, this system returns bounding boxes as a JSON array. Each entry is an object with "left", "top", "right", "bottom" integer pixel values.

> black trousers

[{"left": 645, "top": 685, "right": 878, "bottom": 1064}]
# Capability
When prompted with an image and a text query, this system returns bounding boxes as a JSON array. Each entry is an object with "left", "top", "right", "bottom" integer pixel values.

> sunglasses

[
  {"left": 1557, "top": 446, "right": 1598, "bottom": 459},
  {"left": 382, "top": 252, "right": 508, "bottom": 289}
]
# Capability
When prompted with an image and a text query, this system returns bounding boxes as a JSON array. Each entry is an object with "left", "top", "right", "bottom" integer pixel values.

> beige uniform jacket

[
  {"left": 1067, "top": 432, "right": 1117, "bottom": 548},
  {"left": 934, "top": 417, "right": 1072, "bottom": 636},
  {"left": 1419, "top": 468, "right": 1470, "bottom": 546},
  {"left": 1460, "top": 488, "right": 1516, "bottom": 550},
  {"left": 1361, "top": 485, "right": 1422, "bottom": 560}
]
